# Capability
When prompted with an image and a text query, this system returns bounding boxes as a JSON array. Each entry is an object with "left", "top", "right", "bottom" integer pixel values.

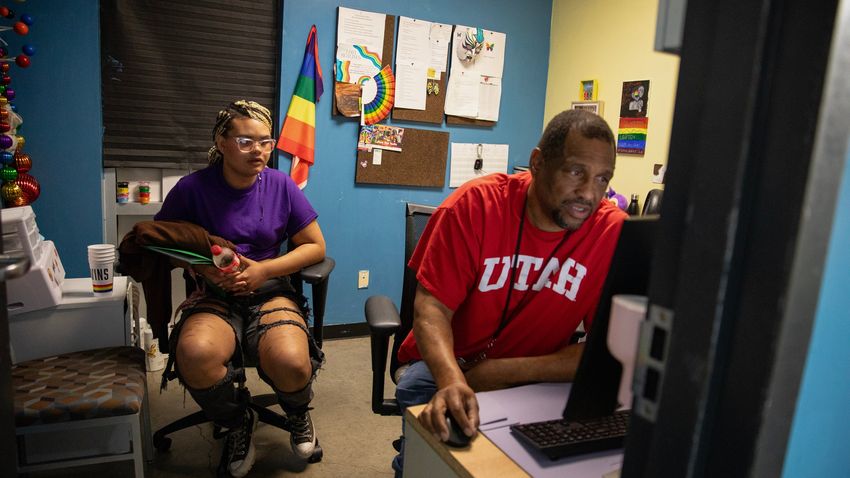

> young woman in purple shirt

[{"left": 155, "top": 100, "right": 325, "bottom": 476}]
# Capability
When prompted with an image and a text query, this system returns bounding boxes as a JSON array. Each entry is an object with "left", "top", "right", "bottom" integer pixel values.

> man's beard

[
  {"left": 551, "top": 209, "right": 574, "bottom": 230},
  {"left": 550, "top": 200, "right": 594, "bottom": 231}
]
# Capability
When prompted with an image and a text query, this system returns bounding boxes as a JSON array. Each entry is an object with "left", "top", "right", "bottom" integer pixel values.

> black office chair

[
  {"left": 642, "top": 188, "right": 663, "bottom": 215},
  {"left": 151, "top": 255, "right": 334, "bottom": 465},
  {"left": 364, "top": 203, "right": 436, "bottom": 416}
]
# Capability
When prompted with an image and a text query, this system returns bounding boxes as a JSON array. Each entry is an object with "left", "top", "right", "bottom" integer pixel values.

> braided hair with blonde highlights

[{"left": 207, "top": 100, "right": 274, "bottom": 165}]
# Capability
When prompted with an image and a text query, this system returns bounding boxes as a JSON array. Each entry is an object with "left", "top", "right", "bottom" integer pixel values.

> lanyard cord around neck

[
  {"left": 493, "top": 194, "right": 528, "bottom": 340},
  {"left": 492, "top": 192, "right": 571, "bottom": 342}
]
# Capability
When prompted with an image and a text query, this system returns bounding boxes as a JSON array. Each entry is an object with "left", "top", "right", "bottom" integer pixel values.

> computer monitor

[{"left": 563, "top": 215, "right": 659, "bottom": 421}]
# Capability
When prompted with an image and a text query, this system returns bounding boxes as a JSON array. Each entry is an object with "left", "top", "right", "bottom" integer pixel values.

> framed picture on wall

[
  {"left": 580, "top": 79, "right": 598, "bottom": 100},
  {"left": 571, "top": 101, "right": 604, "bottom": 116}
]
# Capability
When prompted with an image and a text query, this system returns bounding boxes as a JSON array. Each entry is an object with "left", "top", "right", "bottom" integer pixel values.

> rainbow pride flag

[
  {"left": 617, "top": 117, "right": 649, "bottom": 155},
  {"left": 278, "top": 25, "right": 324, "bottom": 189}
]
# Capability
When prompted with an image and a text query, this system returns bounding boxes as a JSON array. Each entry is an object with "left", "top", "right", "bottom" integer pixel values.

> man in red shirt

[{"left": 392, "top": 109, "right": 627, "bottom": 475}]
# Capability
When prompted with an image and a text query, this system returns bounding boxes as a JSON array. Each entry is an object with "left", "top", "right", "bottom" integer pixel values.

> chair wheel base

[{"left": 153, "top": 435, "right": 172, "bottom": 452}]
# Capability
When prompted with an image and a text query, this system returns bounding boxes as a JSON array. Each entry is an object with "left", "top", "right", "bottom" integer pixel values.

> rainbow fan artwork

[{"left": 361, "top": 65, "right": 395, "bottom": 125}]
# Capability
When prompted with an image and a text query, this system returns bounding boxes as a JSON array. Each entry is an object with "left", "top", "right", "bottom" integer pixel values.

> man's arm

[
  {"left": 413, "top": 285, "right": 480, "bottom": 441},
  {"left": 462, "top": 342, "right": 586, "bottom": 392}
]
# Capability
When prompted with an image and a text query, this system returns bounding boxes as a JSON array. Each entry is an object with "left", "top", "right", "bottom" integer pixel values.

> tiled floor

[{"left": 26, "top": 336, "right": 400, "bottom": 477}]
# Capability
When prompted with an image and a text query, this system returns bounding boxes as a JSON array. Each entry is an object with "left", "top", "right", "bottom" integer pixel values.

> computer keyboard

[{"left": 510, "top": 410, "right": 630, "bottom": 460}]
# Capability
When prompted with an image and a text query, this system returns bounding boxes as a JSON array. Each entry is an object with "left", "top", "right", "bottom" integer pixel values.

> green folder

[{"left": 143, "top": 245, "right": 213, "bottom": 265}]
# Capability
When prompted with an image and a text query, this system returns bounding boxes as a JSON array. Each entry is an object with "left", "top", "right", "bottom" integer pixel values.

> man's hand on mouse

[{"left": 418, "top": 381, "right": 479, "bottom": 442}]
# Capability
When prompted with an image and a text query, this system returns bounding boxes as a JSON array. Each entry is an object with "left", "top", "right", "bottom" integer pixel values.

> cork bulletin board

[
  {"left": 332, "top": 13, "right": 396, "bottom": 117},
  {"left": 355, "top": 128, "right": 449, "bottom": 187},
  {"left": 391, "top": 72, "right": 447, "bottom": 124},
  {"left": 446, "top": 114, "right": 496, "bottom": 127}
]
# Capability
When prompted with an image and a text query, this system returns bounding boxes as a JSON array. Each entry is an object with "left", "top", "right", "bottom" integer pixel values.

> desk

[
  {"left": 8, "top": 276, "right": 130, "bottom": 363},
  {"left": 404, "top": 383, "right": 623, "bottom": 477}
]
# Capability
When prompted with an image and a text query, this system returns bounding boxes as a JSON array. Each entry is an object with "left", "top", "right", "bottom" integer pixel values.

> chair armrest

[
  {"left": 365, "top": 295, "right": 401, "bottom": 338},
  {"left": 290, "top": 257, "right": 334, "bottom": 349},
  {"left": 365, "top": 295, "right": 402, "bottom": 415},
  {"left": 298, "top": 257, "right": 335, "bottom": 284}
]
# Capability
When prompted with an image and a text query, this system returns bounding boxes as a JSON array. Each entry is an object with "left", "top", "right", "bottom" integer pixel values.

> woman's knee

[
  {"left": 176, "top": 330, "right": 234, "bottom": 386},
  {"left": 261, "top": 347, "right": 312, "bottom": 391}
]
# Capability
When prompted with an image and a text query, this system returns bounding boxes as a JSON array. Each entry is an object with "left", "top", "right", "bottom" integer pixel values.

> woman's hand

[
  {"left": 231, "top": 256, "right": 269, "bottom": 295},
  {"left": 193, "top": 263, "right": 246, "bottom": 294}
]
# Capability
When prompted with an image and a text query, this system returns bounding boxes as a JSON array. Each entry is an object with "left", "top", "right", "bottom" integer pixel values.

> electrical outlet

[{"left": 358, "top": 270, "right": 369, "bottom": 289}]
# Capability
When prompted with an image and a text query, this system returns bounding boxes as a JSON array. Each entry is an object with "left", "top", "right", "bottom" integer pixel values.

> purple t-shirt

[{"left": 155, "top": 163, "right": 318, "bottom": 261}]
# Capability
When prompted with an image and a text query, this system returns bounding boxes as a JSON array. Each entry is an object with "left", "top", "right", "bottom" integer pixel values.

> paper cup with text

[{"left": 87, "top": 244, "right": 116, "bottom": 293}]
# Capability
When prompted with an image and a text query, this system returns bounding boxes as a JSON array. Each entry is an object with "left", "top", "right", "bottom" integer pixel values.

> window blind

[{"left": 100, "top": 0, "right": 281, "bottom": 168}]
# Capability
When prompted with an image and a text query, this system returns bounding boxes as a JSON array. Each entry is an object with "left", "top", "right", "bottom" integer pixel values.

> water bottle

[
  {"left": 141, "top": 321, "right": 165, "bottom": 371},
  {"left": 210, "top": 244, "right": 241, "bottom": 273},
  {"left": 142, "top": 324, "right": 153, "bottom": 354},
  {"left": 626, "top": 194, "right": 640, "bottom": 216},
  {"left": 137, "top": 317, "right": 149, "bottom": 348}
]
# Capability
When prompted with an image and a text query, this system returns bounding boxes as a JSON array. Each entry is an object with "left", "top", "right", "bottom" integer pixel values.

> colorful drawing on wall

[
  {"left": 620, "top": 80, "right": 650, "bottom": 117},
  {"left": 357, "top": 124, "right": 404, "bottom": 152},
  {"left": 571, "top": 101, "right": 604, "bottom": 116},
  {"left": 617, "top": 117, "right": 649, "bottom": 155},
  {"left": 361, "top": 65, "right": 395, "bottom": 125},
  {"left": 580, "top": 79, "right": 598, "bottom": 101}
]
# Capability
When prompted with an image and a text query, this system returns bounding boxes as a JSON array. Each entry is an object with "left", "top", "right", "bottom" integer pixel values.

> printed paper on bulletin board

[
  {"left": 392, "top": 72, "right": 446, "bottom": 124},
  {"left": 333, "top": 12, "right": 396, "bottom": 116},
  {"left": 355, "top": 128, "right": 449, "bottom": 187}
]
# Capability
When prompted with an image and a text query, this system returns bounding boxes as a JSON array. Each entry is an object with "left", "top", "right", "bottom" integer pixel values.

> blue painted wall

[
  {"left": 11, "top": 1, "right": 551, "bottom": 325},
  {"left": 10, "top": 0, "right": 103, "bottom": 277},
  {"left": 781, "top": 149, "right": 850, "bottom": 476},
  {"left": 12, "top": 1, "right": 850, "bottom": 472},
  {"left": 280, "top": 0, "right": 552, "bottom": 325}
]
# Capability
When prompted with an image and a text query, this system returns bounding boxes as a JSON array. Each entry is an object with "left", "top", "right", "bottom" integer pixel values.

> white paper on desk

[
  {"left": 429, "top": 22, "right": 452, "bottom": 76},
  {"left": 478, "top": 383, "right": 624, "bottom": 477},
  {"left": 487, "top": 426, "right": 624, "bottom": 478},
  {"left": 337, "top": 7, "right": 385, "bottom": 55},
  {"left": 396, "top": 17, "right": 431, "bottom": 67},
  {"left": 450, "top": 143, "right": 509, "bottom": 188},
  {"left": 394, "top": 63, "right": 427, "bottom": 110},
  {"left": 444, "top": 70, "right": 480, "bottom": 117},
  {"left": 476, "top": 392, "right": 516, "bottom": 431},
  {"left": 477, "top": 76, "right": 502, "bottom": 121}
]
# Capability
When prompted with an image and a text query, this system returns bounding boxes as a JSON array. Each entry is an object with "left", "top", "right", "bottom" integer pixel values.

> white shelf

[{"left": 115, "top": 202, "right": 162, "bottom": 215}]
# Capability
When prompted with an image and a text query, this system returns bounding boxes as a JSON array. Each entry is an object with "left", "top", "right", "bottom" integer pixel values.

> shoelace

[
  {"left": 224, "top": 415, "right": 251, "bottom": 457},
  {"left": 290, "top": 415, "right": 309, "bottom": 434},
  {"left": 227, "top": 426, "right": 248, "bottom": 456}
]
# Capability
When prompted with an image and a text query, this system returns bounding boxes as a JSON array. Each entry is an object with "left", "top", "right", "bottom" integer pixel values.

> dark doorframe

[{"left": 622, "top": 0, "right": 845, "bottom": 476}]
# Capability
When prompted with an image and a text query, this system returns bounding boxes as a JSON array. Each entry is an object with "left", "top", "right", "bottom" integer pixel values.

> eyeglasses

[{"left": 233, "top": 136, "right": 276, "bottom": 153}]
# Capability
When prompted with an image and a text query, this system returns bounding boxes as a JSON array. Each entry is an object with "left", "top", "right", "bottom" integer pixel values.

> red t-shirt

[{"left": 397, "top": 172, "right": 627, "bottom": 363}]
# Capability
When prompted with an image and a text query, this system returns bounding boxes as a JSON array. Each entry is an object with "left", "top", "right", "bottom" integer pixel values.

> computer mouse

[{"left": 445, "top": 413, "right": 472, "bottom": 448}]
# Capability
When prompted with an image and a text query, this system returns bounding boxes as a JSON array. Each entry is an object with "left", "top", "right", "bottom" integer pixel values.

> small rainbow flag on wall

[
  {"left": 617, "top": 117, "right": 649, "bottom": 155},
  {"left": 278, "top": 25, "right": 324, "bottom": 189}
]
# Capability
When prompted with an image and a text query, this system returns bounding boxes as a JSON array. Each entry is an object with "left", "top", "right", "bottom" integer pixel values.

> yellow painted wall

[{"left": 546, "top": 0, "right": 680, "bottom": 211}]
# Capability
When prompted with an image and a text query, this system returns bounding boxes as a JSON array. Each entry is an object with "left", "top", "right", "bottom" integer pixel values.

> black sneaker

[
  {"left": 222, "top": 408, "right": 257, "bottom": 477},
  {"left": 288, "top": 410, "right": 317, "bottom": 459}
]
